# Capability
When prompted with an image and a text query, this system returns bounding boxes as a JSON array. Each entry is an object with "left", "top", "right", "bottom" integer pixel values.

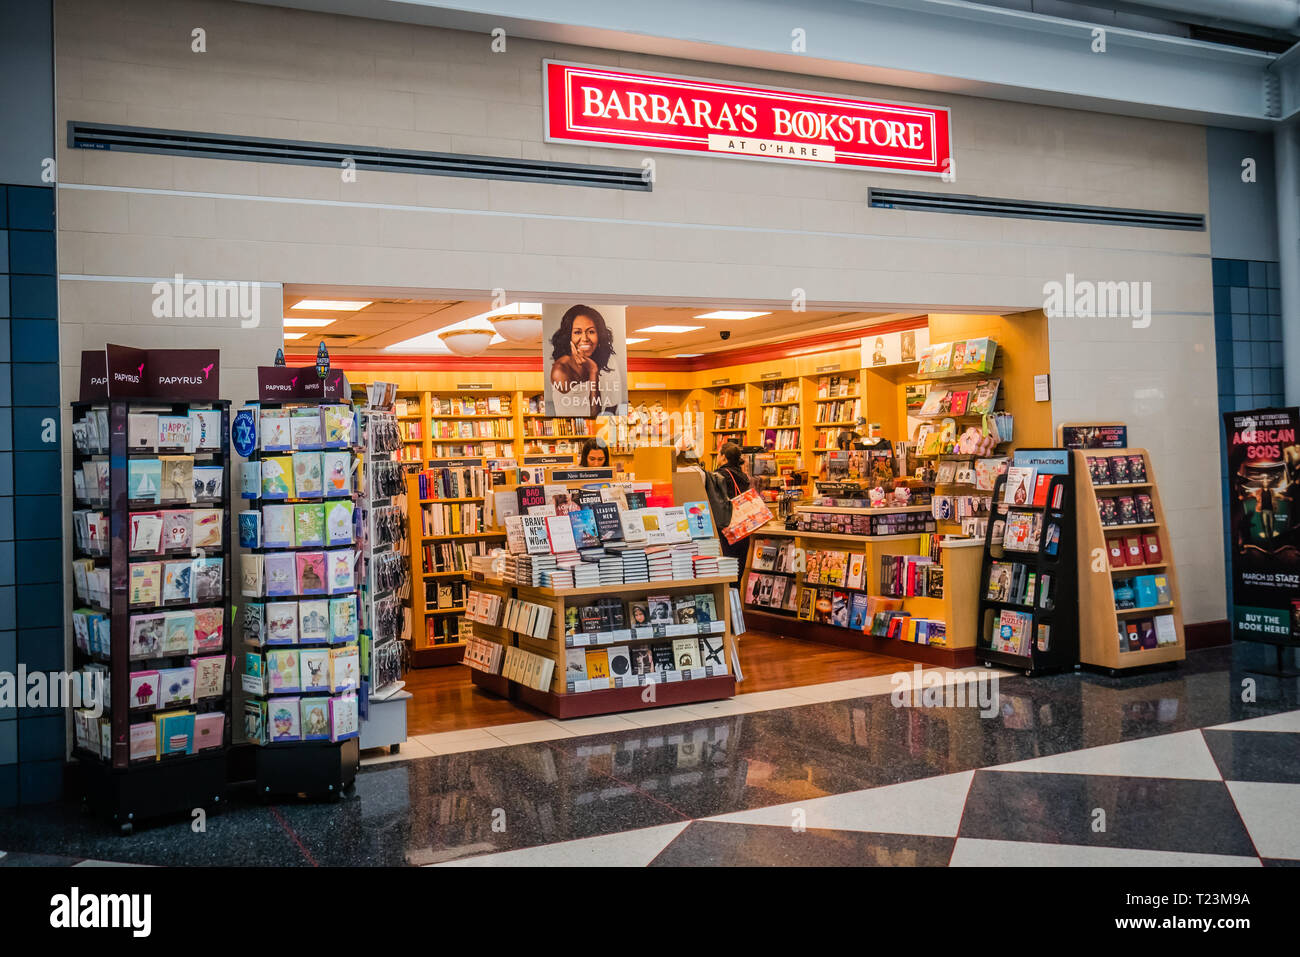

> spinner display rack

[
  {"left": 975, "top": 449, "right": 1079, "bottom": 675},
  {"left": 70, "top": 399, "right": 232, "bottom": 833},
  {"left": 357, "top": 389, "right": 411, "bottom": 751},
  {"left": 239, "top": 393, "right": 361, "bottom": 798}
]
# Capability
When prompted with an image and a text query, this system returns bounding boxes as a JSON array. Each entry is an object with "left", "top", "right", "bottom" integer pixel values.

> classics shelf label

[{"left": 545, "top": 61, "right": 953, "bottom": 176}]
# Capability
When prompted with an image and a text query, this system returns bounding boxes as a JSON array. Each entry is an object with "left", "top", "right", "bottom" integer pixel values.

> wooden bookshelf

[{"left": 1073, "top": 447, "right": 1185, "bottom": 671}]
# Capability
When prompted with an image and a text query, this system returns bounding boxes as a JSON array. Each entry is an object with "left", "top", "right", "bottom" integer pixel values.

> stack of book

[
  {"left": 717, "top": 556, "right": 740, "bottom": 579},
  {"left": 622, "top": 549, "right": 649, "bottom": 582},
  {"left": 692, "top": 554, "right": 719, "bottom": 577},
  {"left": 598, "top": 554, "right": 623, "bottom": 584},
  {"left": 573, "top": 560, "right": 600, "bottom": 587},
  {"left": 648, "top": 550, "right": 674, "bottom": 580},
  {"left": 671, "top": 545, "right": 696, "bottom": 579},
  {"left": 540, "top": 567, "right": 574, "bottom": 589}
]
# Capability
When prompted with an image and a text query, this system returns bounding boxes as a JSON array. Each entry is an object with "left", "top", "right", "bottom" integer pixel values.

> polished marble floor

[{"left": 2, "top": 643, "right": 1299, "bottom": 866}]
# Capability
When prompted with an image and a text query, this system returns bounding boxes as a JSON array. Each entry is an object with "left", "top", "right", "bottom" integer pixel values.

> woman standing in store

[
  {"left": 712, "top": 442, "right": 753, "bottom": 571},
  {"left": 548, "top": 304, "right": 622, "bottom": 417}
]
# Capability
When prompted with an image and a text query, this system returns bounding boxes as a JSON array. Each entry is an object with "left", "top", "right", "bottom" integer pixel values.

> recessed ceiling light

[
  {"left": 283, "top": 317, "right": 336, "bottom": 328},
  {"left": 636, "top": 325, "right": 703, "bottom": 334},
  {"left": 283, "top": 332, "right": 307, "bottom": 340},
  {"left": 693, "top": 310, "right": 771, "bottom": 320},
  {"left": 625, "top": 337, "right": 650, "bottom": 345},
  {"left": 673, "top": 353, "right": 703, "bottom": 358},
  {"left": 291, "top": 299, "right": 372, "bottom": 311}
]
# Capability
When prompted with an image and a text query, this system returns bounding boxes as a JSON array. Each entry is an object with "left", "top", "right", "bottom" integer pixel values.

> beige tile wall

[{"left": 53, "top": 0, "right": 1224, "bottom": 623}]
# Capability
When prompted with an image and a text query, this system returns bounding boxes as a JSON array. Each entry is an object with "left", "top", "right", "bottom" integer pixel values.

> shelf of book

[
  {"left": 975, "top": 450, "right": 1080, "bottom": 676},
  {"left": 740, "top": 524, "right": 982, "bottom": 667},
  {"left": 70, "top": 398, "right": 233, "bottom": 831},
  {"left": 1073, "top": 447, "right": 1185, "bottom": 671},
  {"left": 237, "top": 385, "right": 363, "bottom": 798}
]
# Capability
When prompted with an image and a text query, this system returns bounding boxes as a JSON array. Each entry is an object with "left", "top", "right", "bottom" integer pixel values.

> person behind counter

[{"left": 579, "top": 436, "right": 609, "bottom": 467}]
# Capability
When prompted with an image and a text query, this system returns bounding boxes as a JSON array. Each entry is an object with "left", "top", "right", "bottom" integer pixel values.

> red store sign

[{"left": 544, "top": 60, "right": 952, "bottom": 175}]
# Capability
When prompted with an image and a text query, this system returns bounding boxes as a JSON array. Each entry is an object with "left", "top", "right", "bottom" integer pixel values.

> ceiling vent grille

[
  {"left": 868, "top": 188, "right": 1204, "bottom": 230},
  {"left": 68, "top": 122, "right": 651, "bottom": 191}
]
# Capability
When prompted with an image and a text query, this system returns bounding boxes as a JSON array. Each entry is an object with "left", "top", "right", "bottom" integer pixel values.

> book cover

[
  {"left": 267, "top": 648, "right": 299, "bottom": 693},
  {"left": 292, "top": 451, "right": 324, "bottom": 498},
  {"left": 618, "top": 510, "right": 648, "bottom": 543},
  {"left": 326, "top": 548, "right": 355, "bottom": 593},
  {"left": 1097, "top": 497, "right": 1119, "bottom": 525},
  {"left": 831, "top": 590, "right": 850, "bottom": 627},
  {"left": 606, "top": 644, "right": 632, "bottom": 680},
  {"left": 629, "top": 646, "right": 655, "bottom": 676},
  {"left": 269, "top": 698, "right": 301, "bottom": 742},
  {"left": 672, "top": 638, "right": 701, "bottom": 670},
  {"left": 296, "top": 551, "right": 327, "bottom": 594},
  {"left": 591, "top": 501, "right": 623, "bottom": 542},
  {"left": 584, "top": 648, "right": 610, "bottom": 680},
  {"left": 516, "top": 485, "right": 547, "bottom": 511},
  {"left": 848, "top": 592, "right": 870, "bottom": 630},
  {"left": 650, "top": 642, "right": 675, "bottom": 670},
  {"left": 192, "top": 655, "right": 227, "bottom": 698},
  {"left": 300, "top": 697, "right": 331, "bottom": 740},
  {"left": 298, "top": 599, "right": 330, "bottom": 641},
  {"left": 628, "top": 601, "right": 651, "bottom": 628},
  {"left": 565, "top": 648, "right": 588, "bottom": 681},
  {"left": 684, "top": 500, "right": 714, "bottom": 538},
  {"left": 521, "top": 515, "right": 552, "bottom": 554},
  {"left": 1135, "top": 493, "right": 1156, "bottom": 524},
  {"left": 261, "top": 456, "right": 295, "bottom": 499},
  {"left": 294, "top": 503, "right": 326, "bottom": 547},
  {"left": 647, "top": 594, "right": 673, "bottom": 624},
  {"left": 1003, "top": 467, "right": 1035, "bottom": 505},
  {"left": 1117, "top": 495, "right": 1137, "bottom": 525},
  {"left": 545, "top": 514, "right": 577, "bottom": 553},
  {"left": 568, "top": 508, "right": 601, "bottom": 549},
  {"left": 1142, "top": 533, "right": 1162, "bottom": 564},
  {"left": 695, "top": 593, "right": 718, "bottom": 623},
  {"left": 299, "top": 649, "right": 331, "bottom": 692},
  {"left": 674, "top": 596, "right": 700, "bottom": 625},
  {"left": 263, "top": 551, "right": 296, "bottom": 596}
]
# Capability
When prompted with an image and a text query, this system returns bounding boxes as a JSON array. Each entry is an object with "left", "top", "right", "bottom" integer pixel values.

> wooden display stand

[
  {"left": 1073, "top": 447, "right": 1185, "bottom": 671},
  {"left": 741, "top": 519, "right": 983, "bottom": 667},
  {"left": 405, "top": 468, "right": 505, "bottom": 666}
]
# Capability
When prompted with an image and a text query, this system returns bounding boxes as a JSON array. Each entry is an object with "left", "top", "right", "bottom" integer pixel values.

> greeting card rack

[
  {"left": 357, "top": 385, "right": 411, "bottom": 753},
  {"left": 238, "top": 391, "right": 361, "bottom": 799},
  {"left": 975, "top": 450, "right": 1079, "bottom": 676},
  {"left": 69, "top": 399, "right": 232, "bottom": 833}
]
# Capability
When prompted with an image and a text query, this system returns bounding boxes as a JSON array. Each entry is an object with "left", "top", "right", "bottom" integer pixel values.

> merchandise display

[
  {"left": 1072, "top": 446, "right": 1185, "bottom": 670},
  {"left": 70, "top": 398, "right": 232, "bottom": 831},
  {"left": 238, "top": 372, "right": 362, "bottom": 795}
]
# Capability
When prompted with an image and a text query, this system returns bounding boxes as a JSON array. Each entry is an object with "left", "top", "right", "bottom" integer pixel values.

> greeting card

[
  {"left": 267, "top": 649, "right": 299, "bottom": 694},
  {"left": 129, "top": 670, "right": 160, "bottom": 710},
  {"left": 129, "top": 561, "right": 162, "bottom": 606},
  {"left": 260, "top": 408, "right": 290, "bottom": 451},
  {"left": 193, "top": 606, "right": 224, "bottom": 652},
  {"left": 261, "top": 504, "right": 294, "bottom": 548},
  {"left": 261, "top": 456, "right": 295, "bottom": 499},
  {"left": 241, "top": 462, "right": 261, "bottom": 499},
  {"left": 292, "top": 451, "right": 324, "bottom": 498},
  {"left": 330, "top": 645, "right": 359, "bottom": 693},
  {"left": 263, "top": 552, "right": 297, "bottom": 596},
  {"left": 191, "top": 557, "right": 224, "bottom": 602},
  {"left": 193, "top": 712, "right": 224, "bottom": 751},
  {"left": 294, "top": 503, "right": 326, "bottom": 547},
  {"left": 291, "top": 408, "right": 322, "bottom": 449},
  {"left": 191, "top": 508, "right": 222, "bottom": 548},
  {"left": 129, "top": 613, "right": 165, "bottom": 658},
  {"left": 240, "top": 553, "right": 264, "bottom": 597},
  {"left": 161, "top": 510, "right": 193, "bottom": 551},
  {"left": 157, "top": 666, "right": 195, "bottom": 707},
  {"left": 329, "top": 596, "right": 357, "bottom": 643},
  {"left": 238, "top": 510, "right": 262, "bottom": 549},
  {"left": 159, "top": 455, "right": 194, "bottom": 503},
  {"left": 300, "top": 697, "right": 331, "bottom": 741},
  {"left": 129, "top": 512, "right": 164, "bottom": 554},
  {"left": 324, "top": 500, "right": 354, "bottom": 545},
  {"left": 327, "top": 548, "right": 355, "bottom": 594},
  {"left": 298, "top": 599, "right": 330, "bottom": 642},
  {"left": 193, "top": 465, "right": 222, "bottom": 502},
  {"left": 129, "top": 721, "right": 157, "bottom": 760},
  {"left": 190, "top": 409, "right": 223, "bottom": 450},
  {"left": 156, "top": 415, "right": 193, "bottom": 451},
  {"left": 296, "top": 551, "right": 327, "bottom": 595},
  {"left": 322, "top": 451, "right": 352, "bottom": 497},
  {"left": 128, "top": 459, "right": 162, "bottom": 504},
  {"left": 160, "top": 611, "right": 195, "bottom": 655},
  {"left": 243, "top": 700, "right": 267, "bottom": 745},
  {"left": 155, "top": 711, "right": 196, "bottom": 756},
  {"left": 241, "top": 602, "right": 266, "bottom": 647},
  {"left": 265, "top": 601, "right": 299, "bottom": 645},
  {"left": 299, "top": 649, "right": 330, "bottom": 693},
  {"left": 268, "top": 698, "right": 300, "bottom": 742},
  {"left": 321, "top": 405, "right": 353, "bottom": 447},
  {"left": 329, "top": 692, "right": 359, "bottom": 742},
  {"left": 161, "top": 560, "right": 192, "bottom": 604},
  {"left": 193, "top": 655, "right": 227, "bottom": 699}
]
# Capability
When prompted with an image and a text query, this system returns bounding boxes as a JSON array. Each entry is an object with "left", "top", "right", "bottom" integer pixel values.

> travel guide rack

[
  {"left": 238, "top": 380, "right": 361, "bottom": 798},
  {"left": 975, "top": 449, "right": 1079, "bottom": 675},
  {"left": 70, "top": 398, "right": 232, "bottom": 833},
  {"left": 357, "top": 384, "right": 411, "bottom": 751},
  {"left": 1073, "top": 446, "right": 1185, "bottom": 672}
]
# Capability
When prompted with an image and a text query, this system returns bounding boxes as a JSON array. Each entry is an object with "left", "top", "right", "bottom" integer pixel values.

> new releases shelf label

[{"left": 545, "top": 60, "right": 952, "bottom": 175}]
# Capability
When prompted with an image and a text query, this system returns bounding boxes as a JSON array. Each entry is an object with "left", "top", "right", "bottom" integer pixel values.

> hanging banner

[
  {"left": 545, "top": 61, "right": 953, "bottom": 176},
  {"left": 1222, "top": 406, "right": 1300, "bottom": 645},
  {"left": 542, "top": 303, "right": 628, "bottom": 417}
]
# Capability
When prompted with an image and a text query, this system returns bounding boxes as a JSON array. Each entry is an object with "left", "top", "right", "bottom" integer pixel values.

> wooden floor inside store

[{"left": 405, "top": 632, "right": 917, "bottom": 736}]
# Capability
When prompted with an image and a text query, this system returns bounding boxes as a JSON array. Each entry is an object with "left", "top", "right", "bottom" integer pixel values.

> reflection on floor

[
  {"left": 405, "top": 630, "right": 923, "bottom": 735},
  {"left": 2, "top": 644, "right": 1299, "bottom": 866}
]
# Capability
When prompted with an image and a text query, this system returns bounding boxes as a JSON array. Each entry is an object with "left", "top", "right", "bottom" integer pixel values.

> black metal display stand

[
  {"left": 239, "top": 388, "right": 361, "bottom": 800},
  {"left": 976, "top": 449, "right": 1079, "bottom": 676},
  {"left": 70, "top": 399, "right": 233, "bottom": 832}
]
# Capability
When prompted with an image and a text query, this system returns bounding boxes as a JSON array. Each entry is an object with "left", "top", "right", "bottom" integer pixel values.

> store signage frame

[{"left": 544, "top": 60, "right": 953, "bottom": 177}]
